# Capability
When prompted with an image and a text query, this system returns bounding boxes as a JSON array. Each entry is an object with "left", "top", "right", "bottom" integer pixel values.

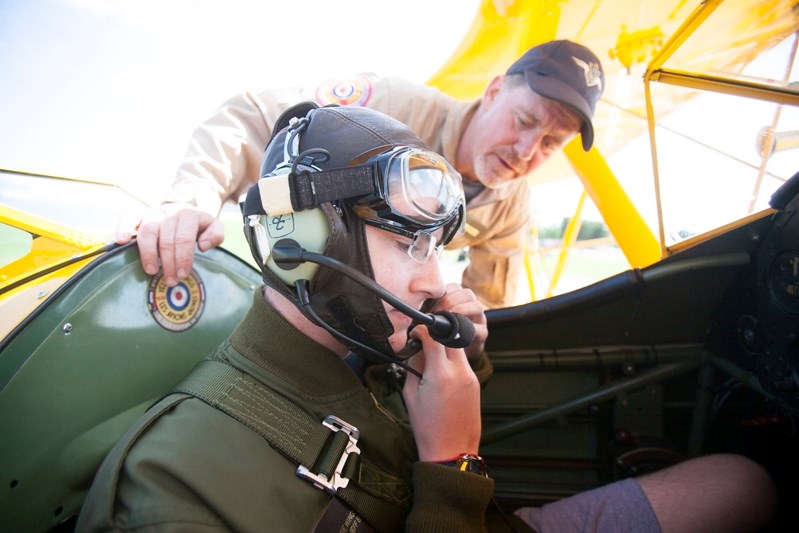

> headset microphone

[
  {"left": 424, "top": 311, "right": 475, "bottom": 349},
  {"left": 271, "top": 239, "right": 476, "bottom": 351}
]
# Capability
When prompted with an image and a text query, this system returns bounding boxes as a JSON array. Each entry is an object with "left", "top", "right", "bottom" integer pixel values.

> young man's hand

[
  {"left": 402, "top": 326, "right": 481, "bottom": 462},
  {"left": 433, "top": 283, "right": 488, "bottom": 362}
]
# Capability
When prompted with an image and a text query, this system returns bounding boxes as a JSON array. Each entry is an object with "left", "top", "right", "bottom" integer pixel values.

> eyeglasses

[{"left": 364, "top": 220, "right": 445, "bottom": 264}]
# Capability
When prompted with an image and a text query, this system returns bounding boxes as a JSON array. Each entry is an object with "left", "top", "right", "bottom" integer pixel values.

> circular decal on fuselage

[{"left": 147, "top": 270, "right": 206, "bottom": 332}]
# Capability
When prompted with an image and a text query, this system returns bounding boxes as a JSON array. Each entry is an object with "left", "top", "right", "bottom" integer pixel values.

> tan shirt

[{"left": 163, "top": 75, "right": 529, "bottom": 308}]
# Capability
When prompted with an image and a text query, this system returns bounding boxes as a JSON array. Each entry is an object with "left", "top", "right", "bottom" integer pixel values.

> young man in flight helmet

[
  {"left": 80, "top": 105, "right": 776, "bottom": 532},
  {"left": 78, "top": 103, "right": 493, "bottom": 531}
]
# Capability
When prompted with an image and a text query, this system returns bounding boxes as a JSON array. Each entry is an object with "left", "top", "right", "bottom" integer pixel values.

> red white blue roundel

[
  {"left": 314, "top": 74, "right": 373, "bottom": 107},
  {"left": 147, "top": 270, "right": 206, "bottom": 332}
]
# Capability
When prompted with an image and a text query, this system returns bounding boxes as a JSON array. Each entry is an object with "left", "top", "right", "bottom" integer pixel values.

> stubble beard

[{"left": 473, "top": 152, "right": 520, "bottom": 189}]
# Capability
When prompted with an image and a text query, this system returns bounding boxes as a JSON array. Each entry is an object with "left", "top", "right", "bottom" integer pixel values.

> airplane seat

[{"left": 0, "top": 244, "right": 262, "bottom": 532}]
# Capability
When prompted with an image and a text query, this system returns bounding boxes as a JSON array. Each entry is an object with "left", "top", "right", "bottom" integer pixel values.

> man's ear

[{"left": 481, "top": 75, "right": 505, "bottom": 108}]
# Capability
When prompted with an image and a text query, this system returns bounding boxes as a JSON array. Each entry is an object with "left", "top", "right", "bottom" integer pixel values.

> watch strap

[{"left": 436, "top": 453, "right": 489, "bottom": 477}]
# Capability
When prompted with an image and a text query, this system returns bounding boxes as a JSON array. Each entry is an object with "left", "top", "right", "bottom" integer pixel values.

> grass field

[{"left": 0, "top": 224, "right": 33, "bottom": 270}]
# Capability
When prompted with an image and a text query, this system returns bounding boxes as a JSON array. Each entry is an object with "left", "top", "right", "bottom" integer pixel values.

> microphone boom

[{"left": 272, "top": 239, "right": 475, "bottom": 349}]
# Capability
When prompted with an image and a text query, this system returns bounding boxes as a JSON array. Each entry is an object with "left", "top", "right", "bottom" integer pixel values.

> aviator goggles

[
  {"left": 248, "top": 145, "right": 466, "bottom": 264},
  {"left": 352, "top": 147, "right": 465, "bottom": 263}
]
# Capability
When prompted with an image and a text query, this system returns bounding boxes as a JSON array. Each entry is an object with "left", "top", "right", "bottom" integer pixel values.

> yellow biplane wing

[{"left": 428, "top": 0, "right": 798, "bottom": 299}]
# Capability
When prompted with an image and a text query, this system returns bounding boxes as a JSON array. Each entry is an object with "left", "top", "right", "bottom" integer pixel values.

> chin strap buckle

[{"left": 296, "top": 415, "right": 361, "bottom": 493}]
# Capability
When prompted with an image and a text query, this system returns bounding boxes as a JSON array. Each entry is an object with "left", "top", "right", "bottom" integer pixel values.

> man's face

[
  {"left": 467, "top": 77, "right": 581, "bottom": 188},
  {"left": 365, "top": 225, "right": 445, "bottom": 352}
]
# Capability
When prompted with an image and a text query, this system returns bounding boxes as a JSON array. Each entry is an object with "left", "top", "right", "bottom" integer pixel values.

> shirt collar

[{"left": 228, "top": 290, "right": 364, "bottom": 397}]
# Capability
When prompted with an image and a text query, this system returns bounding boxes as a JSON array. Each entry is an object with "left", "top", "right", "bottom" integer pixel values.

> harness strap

[{"left": 173, "top": 359, "right": 409, "bottom": 533}]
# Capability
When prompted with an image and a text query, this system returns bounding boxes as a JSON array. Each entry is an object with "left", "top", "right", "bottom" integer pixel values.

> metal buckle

[{"left": 296, "top": 415, "right": 361, "bottom": 493}]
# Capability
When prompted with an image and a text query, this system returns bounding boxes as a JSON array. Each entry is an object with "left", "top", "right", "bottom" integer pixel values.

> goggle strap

[{"left": 291, "top": 166, "right": 376, "bottom": 211}]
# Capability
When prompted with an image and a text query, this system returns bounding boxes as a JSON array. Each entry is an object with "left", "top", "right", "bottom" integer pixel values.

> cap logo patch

[
  {"left": 572, "top": 56, "right": 603, "bottom": 91},
  {"left": 315, "top": 75, "right": 373, "bottom": 107}
]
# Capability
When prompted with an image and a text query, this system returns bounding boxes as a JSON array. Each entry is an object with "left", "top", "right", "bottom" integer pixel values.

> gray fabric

[{"left": 514, "top": 478, "right": 661, "bottom": 533}]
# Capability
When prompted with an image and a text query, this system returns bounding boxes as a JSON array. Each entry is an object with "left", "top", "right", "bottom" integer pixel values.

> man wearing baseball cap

[
  {"left": 120, "top": 40, "right": 604, "bottom": 309},
  {"left": 506, "top": 39, "right": 603, "bottom": 151}
]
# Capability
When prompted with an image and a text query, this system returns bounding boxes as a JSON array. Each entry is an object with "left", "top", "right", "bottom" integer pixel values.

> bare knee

[{"left": 636, "top": 454, "right": 777, "bottom": 533}]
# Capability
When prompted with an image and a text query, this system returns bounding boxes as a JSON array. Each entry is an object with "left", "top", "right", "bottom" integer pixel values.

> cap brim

[{"left": 524, "top": 71, "right": 594, "bottom": 151}]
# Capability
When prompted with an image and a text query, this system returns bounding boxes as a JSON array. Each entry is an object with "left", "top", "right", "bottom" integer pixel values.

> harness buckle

[{"left": 296, "top": 415, "right": 361, "bottom": 493}]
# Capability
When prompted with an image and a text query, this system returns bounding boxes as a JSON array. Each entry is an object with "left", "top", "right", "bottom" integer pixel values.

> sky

[
  {"left": 0, "top": 0, "right": 481, "bottom": 205},
  {"left": 2, "top": 0, "right": 796, "bottom": 251}
]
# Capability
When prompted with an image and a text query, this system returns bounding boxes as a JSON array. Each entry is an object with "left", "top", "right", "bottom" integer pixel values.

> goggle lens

[{"left": 384, "top": 149, "right": 463, "bottom": 225}]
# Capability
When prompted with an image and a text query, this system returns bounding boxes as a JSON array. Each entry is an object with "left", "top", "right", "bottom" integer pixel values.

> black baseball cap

[{"left": 506, "top": 40, "right": 604, "bottom": 151}]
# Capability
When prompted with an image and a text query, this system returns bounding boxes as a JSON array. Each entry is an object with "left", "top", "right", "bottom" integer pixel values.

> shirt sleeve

[
  {"left": 406, "top": 462, "right": 494, "bottom": 531},
  {"left": 159, "top": 76, "right": 459, "bottom": 218},
  {"left": 161, "top": 88, "right": 304, "bottom": 216}
]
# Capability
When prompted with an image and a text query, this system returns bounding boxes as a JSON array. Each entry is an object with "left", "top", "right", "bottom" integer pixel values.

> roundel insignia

[
  {"left": 314, "top": 75, "right": 372, "bottom": 107},
  {"left": 147, "top": 270, "right": 206, "bottom": 332}
]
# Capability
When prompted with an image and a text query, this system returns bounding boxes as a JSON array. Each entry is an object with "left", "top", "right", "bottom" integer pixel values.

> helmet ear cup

[{"left": 260, "top": 166, "right": 332, "bottom": 286}]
